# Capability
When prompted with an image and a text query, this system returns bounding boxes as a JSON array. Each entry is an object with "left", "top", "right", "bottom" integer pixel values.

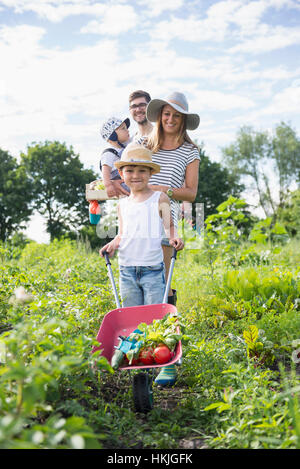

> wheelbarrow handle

[
  {"left": 171, "top": 247, "right": 177, "bottom": 259},
  {"left": 103, "top": 250, "right": 111, "bottom": 266},
  {"left": 102, "top": 250, "right": 121, "bottom": 308},
  {"left": 103, "top": 247, "right": 177, "bottom": 307},
  {"left": 163, "top": 247, "right": 178, "bottom": 304}
]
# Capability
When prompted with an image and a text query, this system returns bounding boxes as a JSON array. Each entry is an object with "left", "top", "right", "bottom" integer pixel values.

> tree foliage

[
  {"left": 0, "top": 149, "right": 33, "bottom": 241},
  {"left": 194, "top": 148, "right": 244, "bottom": 218},
  {"left": 222, "top": 122, "right": 300, "bottom": 218},
  {"left": 20, "top": 141, "right": 96, "bottom": 241},
  {"left": 272, "top": 123, "right": 300, "bottom": 206},
  {"left": 277, "top": 189, "right": 300, "bottom": 237}
]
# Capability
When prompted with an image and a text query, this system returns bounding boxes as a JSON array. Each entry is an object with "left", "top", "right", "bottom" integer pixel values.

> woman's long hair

[{"left": 146, "top": 106, "right": 198, "bottom": 153}]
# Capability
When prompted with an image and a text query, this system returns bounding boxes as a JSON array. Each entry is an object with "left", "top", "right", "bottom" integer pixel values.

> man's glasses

[{"left": 129, "top": 102, "right": 147, "bottom": 110}]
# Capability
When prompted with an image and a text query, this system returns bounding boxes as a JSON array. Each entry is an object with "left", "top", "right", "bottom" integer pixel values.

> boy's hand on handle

[
  {"left": 169, "top": 238, "right": 184, "bottom": 251},
  {"left": 99, "top": 242, "right": 115, "bottom": 258},
  {"left": 99, "top": 235, "right": 121, "bottom": 258}
]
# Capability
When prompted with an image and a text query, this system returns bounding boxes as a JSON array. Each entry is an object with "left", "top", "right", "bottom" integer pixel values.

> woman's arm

[
  {"left": 149, "top": 159, "right": 199, "bottom": 202},
  {"left": 102, "top": 165, "right": 130, "bottom": 197},
  {"left": 159, "top": 193, "right": 184, "bottom": 250}
]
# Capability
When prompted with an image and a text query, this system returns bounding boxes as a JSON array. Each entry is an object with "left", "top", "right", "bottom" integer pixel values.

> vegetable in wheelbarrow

[
  {"left": 139, "top": 347, "right": 155, "bottom": 365},
  {"left": 112, "top": 313, "right": 181, "bottom": 369},
  {"left": 111, "top": 349, "right": 125, "bottom": 369},
  {"left": 153, "top": 344, "right": 173, "bottom": 364},
  {"left": 111, "top": 329, "right": 144, "bottom": 369}
]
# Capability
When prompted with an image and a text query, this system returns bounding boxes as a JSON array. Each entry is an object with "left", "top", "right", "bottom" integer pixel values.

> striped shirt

[{"left": 138, "top": 140, "right": 200, "bottom": 226}]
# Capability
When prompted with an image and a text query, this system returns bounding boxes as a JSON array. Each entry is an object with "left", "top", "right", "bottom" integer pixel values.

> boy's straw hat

[
  {"left": 146, "top": 91, "right": 200, "bottom": 130},
  {"left": 114, "top": 143, "right": 160, "bottom": 174}
]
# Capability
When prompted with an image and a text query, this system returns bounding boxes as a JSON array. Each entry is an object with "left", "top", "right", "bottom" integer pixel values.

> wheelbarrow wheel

[{"left": 132, "top": 372, "right": 153, "bottom": 413}]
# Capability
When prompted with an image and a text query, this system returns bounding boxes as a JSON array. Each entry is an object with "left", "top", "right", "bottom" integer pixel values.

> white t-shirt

[{"left": 118, "top": 191, "right": 164, "bottom": 266}]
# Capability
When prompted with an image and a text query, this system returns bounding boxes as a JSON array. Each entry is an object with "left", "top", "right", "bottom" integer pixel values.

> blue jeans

[{"left": 119, "top": 263, "right": 166, "bottom": 307}]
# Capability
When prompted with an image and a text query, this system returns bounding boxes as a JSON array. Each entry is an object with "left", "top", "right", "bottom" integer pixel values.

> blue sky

[{"left": 1, "top": 0, "right": 300, "bottom": 242}]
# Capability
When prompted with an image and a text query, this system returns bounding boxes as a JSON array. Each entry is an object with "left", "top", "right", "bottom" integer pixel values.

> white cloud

[
  {"left": 267, "top": 0, "right": 300, "bottom": 10},
  {"left": 137, "top": 0, "right": 184, "bottom": 17},
  {"left": 149, "top": 0, "right": 300, "bottom": 55},
  {"left": 80, "top": 5, "right": 138, "bottom": 36},
  {"left": 229, "top": 25, "right": 300, "bottom": 53},
  {"left": 0, "top": 22, "right": 122, "bottom": 158},
  {"left": 228, "top": 0, "right": 268, "bottom": 32},
  {"left": 0, "top": 23, "right": 45, "bottom": 51},
  {"left": 193, "top": 90, "right": 255, "bottom": 112},
  {"left": 149, "top": 14, "right": 228, "bottom": 43},
  {"left": 0, "top": 0, "right": 107, "bottom": 22},
  {"left": 206, "top": 0, "right": 243, "bottom": 22},
  {"left": 262, "top": 83, "right": 300, "bottom": 114},
  {"left": 151, "top": 0, "right": 259, "bottom": 43}
]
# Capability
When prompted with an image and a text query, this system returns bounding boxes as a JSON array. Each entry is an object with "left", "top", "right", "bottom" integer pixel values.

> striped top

[{"left": 138, "top": 139, "right": 200, "bottom": 226}]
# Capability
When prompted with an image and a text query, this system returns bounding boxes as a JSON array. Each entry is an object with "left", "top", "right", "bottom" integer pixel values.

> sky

[{"left": 1, "top": 0, "right": 300, "bottom": 242}]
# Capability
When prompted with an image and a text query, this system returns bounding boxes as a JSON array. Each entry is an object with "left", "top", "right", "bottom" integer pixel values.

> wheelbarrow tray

[{"left": 92, "top": 302, "right": 182, "bottom": 370}]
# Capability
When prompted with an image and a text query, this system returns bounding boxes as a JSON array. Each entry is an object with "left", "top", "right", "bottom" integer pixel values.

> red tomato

[
  {"left": 130, "top": 357, "right": 140, "bottom": 366},
  {"left": 139, "top": 347, "right": 154, "bottom": 365},
  {"left": 153, "top": 345, "right": 172, "bottom": 364}
]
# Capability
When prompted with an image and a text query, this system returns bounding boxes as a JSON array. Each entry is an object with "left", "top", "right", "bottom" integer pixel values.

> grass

[{"left": 0, "top": 237, "right": 299, "bottom": 449}]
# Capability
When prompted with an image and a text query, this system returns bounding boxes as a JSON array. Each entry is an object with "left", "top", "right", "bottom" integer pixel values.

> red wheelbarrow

[{"left": 92, "top": 249, "right": 182, "bottom": 413}]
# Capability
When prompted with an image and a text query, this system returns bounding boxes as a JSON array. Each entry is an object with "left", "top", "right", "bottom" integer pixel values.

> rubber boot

[{"left": 155, "top": 365, "right": 177, "bottom": 387}]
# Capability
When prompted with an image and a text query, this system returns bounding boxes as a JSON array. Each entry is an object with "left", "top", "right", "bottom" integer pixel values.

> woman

[
  {"left": 145, "top": 92, "right": 200, "bottom": 300},
  {"left": 143, "top": 91, "right": 201, "bottom": 386}
]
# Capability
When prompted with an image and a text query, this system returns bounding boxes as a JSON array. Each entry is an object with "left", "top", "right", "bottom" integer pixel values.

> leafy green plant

[
  {"left": 249, "top": 217, "right": 288, "bottom": 245},
  {"left": 243, "top": 325, "right": 275, "bottom": 367},
  {"left": 203, "top": 196, "right": 249, "bottom": 270},
  {"left": 1, "top": 237, "right": 300, "bottom": 449}
]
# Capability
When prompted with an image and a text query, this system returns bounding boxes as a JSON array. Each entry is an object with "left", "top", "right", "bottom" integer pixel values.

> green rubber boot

[{"left": 155, "top": 365, "right": 177, "bottom": 386}]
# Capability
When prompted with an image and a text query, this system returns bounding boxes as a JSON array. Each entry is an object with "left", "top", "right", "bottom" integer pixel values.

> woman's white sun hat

[
  {"left": 146, "top": 92, "right": 200, "bottom": 130},
  {"left": 114, "top": 142, "right": 160, "bottom": 174}
]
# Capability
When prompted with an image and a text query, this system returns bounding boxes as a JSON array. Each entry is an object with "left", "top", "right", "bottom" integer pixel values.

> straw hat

[
  {"left": 146, "top": 91, "right": 200, "bottom": 130},
  {"left": 114, "top": 142, "right": 160, "bottom": 174}
]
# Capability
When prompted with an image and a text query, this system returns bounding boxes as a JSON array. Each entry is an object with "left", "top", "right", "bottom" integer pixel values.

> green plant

[
  {"left": 203, "top": 196, "right": 249, "bottom": 270},
  {"left": 249, "top": 217, "right": 288, "bottom": 245},
  {"left": 1, "top": 237, "right": 300, "bottom": 449},
  {"left": 243, "top": 325, "right": 275, "bottom": 367}
]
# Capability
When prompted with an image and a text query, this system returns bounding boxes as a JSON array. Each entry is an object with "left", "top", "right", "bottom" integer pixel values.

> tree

[
  {"left": 21, "top": 141, "right": 97, "bottom": 241},
  {"left": 222, "top": 122, "right": 300, "bottom": 218},
  {"left": 272, "top": 122, "right": 300, "bottom": 208},
  {"left": 0, "top": 149, "right": 33, "bottom": 241},
  {"left": 222, "top": 126, "right": 271, "bottom": 217},
  {"left": 194, "top": 148, "right": 244, "bottom": 218},
  {"left": 277, "top": 189, "right": 300, "bottom": 237}
]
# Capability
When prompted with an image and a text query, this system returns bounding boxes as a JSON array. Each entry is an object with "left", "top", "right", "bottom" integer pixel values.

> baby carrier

[{"left": 100, "top": 147, "right": 130, "bottom": 192}]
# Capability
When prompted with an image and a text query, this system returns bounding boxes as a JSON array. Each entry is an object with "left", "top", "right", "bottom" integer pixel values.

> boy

[
  {"left": 99, "top": 142, "right": 184, "bottom": 306},
  {"left": 99, "top": 142, "right": 184, "bottom": 386},
  {"left": 99, "top": 116, "right": 131, "bottom": 198}
]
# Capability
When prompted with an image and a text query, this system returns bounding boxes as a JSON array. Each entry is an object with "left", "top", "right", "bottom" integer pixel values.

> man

[{"left": 128, "top": 90, "right": 153, "bottom": 140}]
